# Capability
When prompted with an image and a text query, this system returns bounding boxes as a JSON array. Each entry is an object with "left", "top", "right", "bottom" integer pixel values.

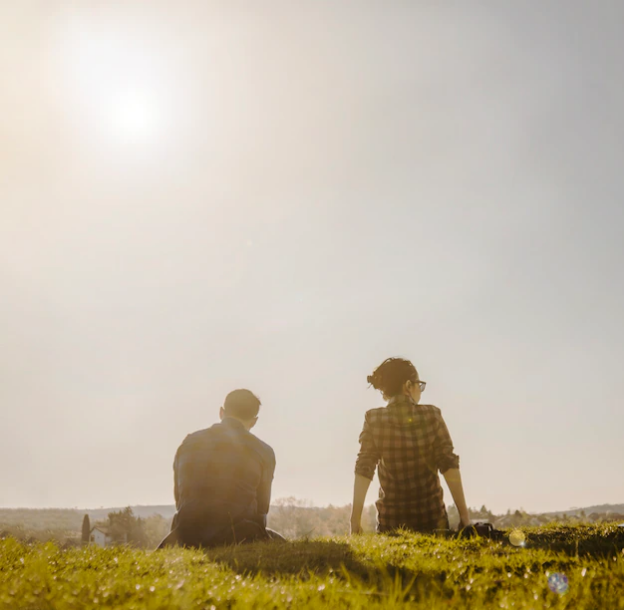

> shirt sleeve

[
  {"left": 257, "top": 447, "right": 276, "bottom": 523},
  {"left": 354, "top": 412, "right": 381, "bottom": 481},
  {"left": 433, "top": 409, "right": 460, "bottom": 473},
  {"left": 173, "top": 442, "right": 184, "bottom": 509}
]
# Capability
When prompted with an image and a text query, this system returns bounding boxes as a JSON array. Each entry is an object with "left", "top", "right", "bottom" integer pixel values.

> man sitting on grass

[{"left": 159, "top": 389, "right": 284, "bottom": 548}]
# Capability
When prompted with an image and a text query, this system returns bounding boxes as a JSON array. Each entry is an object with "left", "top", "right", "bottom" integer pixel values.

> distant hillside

[
  {"left": 545, "top": 503, "right": 624, "bottom": 517},
  {"left": 0, "top": 505, "right": 176, "bottom": 532},
  {"left": 0, "top": 508, "right": 84, "bottom": 531}
]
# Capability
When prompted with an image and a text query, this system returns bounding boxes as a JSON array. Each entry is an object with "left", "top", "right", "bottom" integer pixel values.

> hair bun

[{"left": 367, "top": 357, "right": 417, "bottom": 397}]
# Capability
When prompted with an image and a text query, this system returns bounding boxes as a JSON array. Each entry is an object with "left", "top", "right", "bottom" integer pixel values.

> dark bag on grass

[{"left": 457, "top": 521, "right": 505, "bottom": 540}]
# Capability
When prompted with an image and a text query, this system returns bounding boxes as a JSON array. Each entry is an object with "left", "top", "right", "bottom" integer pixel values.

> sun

[
  {"left": 56, "top": 18, "right": 171, "bottom": 150},
  {"left": 108, "top": 91, "right": 161, "bottom": 144}
]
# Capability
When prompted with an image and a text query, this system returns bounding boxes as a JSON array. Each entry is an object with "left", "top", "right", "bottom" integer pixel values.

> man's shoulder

[
  {"left": 248, "top": 433, "right": 276, "bottom": 465},
  {"left": 178, "top": 425, "right": 219, "bottom": 449},
  {"left": 184, "top": 427, "right": 211, "bottom": 440},
  {"left": 174, "top": 429, "right": 207, "bottom": 467},
  {"left": 178, "top": 425, "right": 275, "bottom": 464}
]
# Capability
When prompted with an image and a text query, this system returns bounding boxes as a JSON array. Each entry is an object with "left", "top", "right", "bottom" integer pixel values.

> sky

[{"left": 1, "top": 2, "right": 623, "bottom": 515}]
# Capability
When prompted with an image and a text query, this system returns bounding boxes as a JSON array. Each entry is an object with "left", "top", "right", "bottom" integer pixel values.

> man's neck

[{"left": 221, "top": 416, "right": 250, "bottom": 431}]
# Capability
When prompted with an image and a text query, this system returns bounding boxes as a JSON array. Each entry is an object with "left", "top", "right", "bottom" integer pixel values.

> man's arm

[
  {"left": 257, "top": 448, "right": 276, "bottom": 526},
  {"left": 173, "top": 446, "right": 181, "bottom": 508},
  {"left": 173, "top": 437, "right": 191, "bottom": 510}
]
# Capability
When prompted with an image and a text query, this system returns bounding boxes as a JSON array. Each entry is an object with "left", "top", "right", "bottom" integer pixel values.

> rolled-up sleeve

[
  {"left": 354, "top": 412, "right": 380, "bottom": 480},
  {"left": 433, "top": 410, "right": 460, "bottom": 473}
]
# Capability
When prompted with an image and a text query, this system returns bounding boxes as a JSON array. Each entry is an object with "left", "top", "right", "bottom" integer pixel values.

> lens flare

[
  {"left": 509, "top": 529, "right": 526, "bottom": 547},
  {"left": 547, "top": 572, "right": 569, "bottom": 595}
]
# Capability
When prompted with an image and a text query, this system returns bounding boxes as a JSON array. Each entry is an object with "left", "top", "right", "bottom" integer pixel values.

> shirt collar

[
  {"left": 387, "top": 395, "right": 418, "bottom": 407},
  {"left": 220, "top": 417, "right": 247, "bottom": 430}
]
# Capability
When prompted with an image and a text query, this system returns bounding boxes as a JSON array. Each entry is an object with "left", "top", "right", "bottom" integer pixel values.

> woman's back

[
  {"left": 350, "top": 357, "right": 469, "bottom": 535},
  {"left": 356, "top": 396, "right": 458, "bottom": 532}
]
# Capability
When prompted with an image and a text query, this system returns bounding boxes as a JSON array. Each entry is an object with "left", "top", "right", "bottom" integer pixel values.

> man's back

[{"left": 172, "top": 417, "right": 275, "bottom": 544}]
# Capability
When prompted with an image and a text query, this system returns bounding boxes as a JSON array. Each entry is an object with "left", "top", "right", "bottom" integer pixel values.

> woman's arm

[
  {"left": 432, "top": 408, "right": 469, "bottom": 527},
  {"left": 442, "top": 468, "right": 470, "bottom": 527},
  {"left": 351, "top": 412, "right": 380, "bottom": 534},
  {"left": 350, "top": 474, "right": 372, "bottom": 533}
]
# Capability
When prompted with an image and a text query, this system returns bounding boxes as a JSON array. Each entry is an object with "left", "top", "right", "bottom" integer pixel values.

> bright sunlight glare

[
  {"left": 108, "top": 91, "right": 161, "bottom": 143},
  {"left": 56, "top": 15, "right": 172, "bottom": 150}
]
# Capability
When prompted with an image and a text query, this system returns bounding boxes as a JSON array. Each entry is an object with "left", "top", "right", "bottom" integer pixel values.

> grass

[{"left": 1, "top": 524, "right": 623, "bottom": 609}]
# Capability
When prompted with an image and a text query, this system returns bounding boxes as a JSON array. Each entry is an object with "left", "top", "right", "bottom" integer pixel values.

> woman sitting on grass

[{"left": 350, "top": 357, "right": 470, "bottom": 534}]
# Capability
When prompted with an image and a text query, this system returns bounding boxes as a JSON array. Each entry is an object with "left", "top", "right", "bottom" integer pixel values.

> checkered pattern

[{"left": 355, "top": 396, "right": 460, "bottom": 532}]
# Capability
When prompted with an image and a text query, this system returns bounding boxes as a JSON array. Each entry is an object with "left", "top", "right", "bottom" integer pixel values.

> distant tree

[
  {"left": 473, "top": 505, "right": 495, "bottom": 522},
  {"left": 106, "top": 507, "right": 148, "bottom": 548},
  {"left": 132, "top": 517, "right": 149, "bottom": 548},
  {"left": 447, "top": 504, "right": 460, "bottom": 528},
  {"left": 143, "top": 515, "right": 171, "bottom": 548},
  {"left": 81, "top": 514, "right": 91, "bottom": 546},
  {"left": 269, "top": 497, "right": 317, "bottom": 538},
  {"left": 362, "top": 504, "right": 377, "bottom": 532}
]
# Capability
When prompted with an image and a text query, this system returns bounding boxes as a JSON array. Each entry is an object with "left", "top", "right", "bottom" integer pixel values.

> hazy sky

[{"left": 1, "top": 2, "right": 623, "bottom": 514}]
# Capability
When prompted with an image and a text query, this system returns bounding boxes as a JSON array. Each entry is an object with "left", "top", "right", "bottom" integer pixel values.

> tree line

[{"left": 2, "top": 500, "right": 623, "bottom": 548}]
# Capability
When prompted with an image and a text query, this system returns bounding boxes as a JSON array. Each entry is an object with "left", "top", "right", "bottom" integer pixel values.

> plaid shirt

[
  {"left": 172, "top": 418, "right": 275, "bottom": 541},
  {"left": 355, "top": 396, "right": 460, "bottom": 532}
]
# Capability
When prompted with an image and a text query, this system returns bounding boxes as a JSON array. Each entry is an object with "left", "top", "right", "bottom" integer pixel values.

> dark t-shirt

[{"left": 172, "top": 417, "right": 275, "bottom": 543}]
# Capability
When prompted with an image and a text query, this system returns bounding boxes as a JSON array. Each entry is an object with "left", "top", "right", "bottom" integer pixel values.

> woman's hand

[
  {"left": 442, "top": 469, "right": 471, "bottom": 533},
  {"left": 459, "top": 516, "right": 472, "bottom": 529},
  {"left": 350, "top": 474, "right": 372, "bottom": 535},
  {"left": 350, "top": 520, "right": 362, "bottom": 535}
]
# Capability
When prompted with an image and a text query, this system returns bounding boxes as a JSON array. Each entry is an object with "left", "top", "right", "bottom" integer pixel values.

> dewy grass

[{"left": 1, "top": 524, "right": 623, "bottom": 609}]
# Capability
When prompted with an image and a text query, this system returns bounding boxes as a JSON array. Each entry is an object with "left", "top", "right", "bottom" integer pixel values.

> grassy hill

[{"left": 1, "top": 524, "right": 622, "bottom": 609}]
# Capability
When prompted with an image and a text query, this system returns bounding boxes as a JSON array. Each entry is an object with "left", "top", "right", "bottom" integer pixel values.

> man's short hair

[{"left": 223, "top": 389, "right": 261, "bottom": 420}]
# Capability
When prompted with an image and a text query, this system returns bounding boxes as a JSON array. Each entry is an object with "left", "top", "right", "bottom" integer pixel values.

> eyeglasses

[{"left": 415, "top": 380, "right": 427, "bottom": 392}]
